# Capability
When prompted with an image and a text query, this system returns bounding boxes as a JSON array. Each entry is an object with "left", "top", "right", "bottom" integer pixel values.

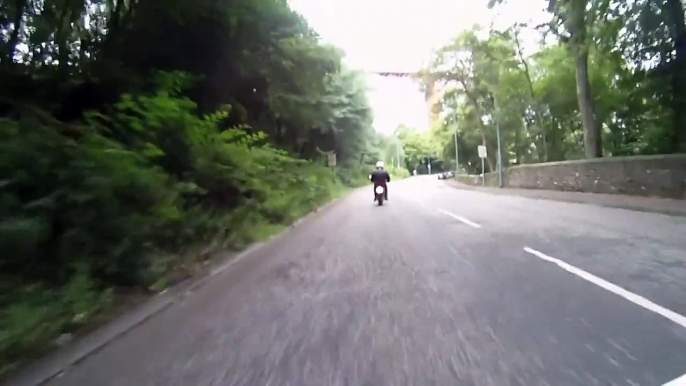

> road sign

[
  {"left": 477, "top": 145, "right": 487, "bottom": 158},
  {"left": 328, "top": 153, "right": 336, "bottom": 167}
]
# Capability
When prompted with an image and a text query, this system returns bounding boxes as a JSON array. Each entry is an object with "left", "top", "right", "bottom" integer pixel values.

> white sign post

[
  {"left": 327, "top": 153, "right": 337, "bottom": 182},
  {"left": 477, "top": 145, "right": 487, "bottom": 186}
]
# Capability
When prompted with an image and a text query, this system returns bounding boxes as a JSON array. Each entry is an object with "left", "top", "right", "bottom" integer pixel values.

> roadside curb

[
  {"left": 6, "top": 193, "right": 350, "bottom": 386},
  {"left": 446, "top": 180, "right": 686, "bottom": 217}
]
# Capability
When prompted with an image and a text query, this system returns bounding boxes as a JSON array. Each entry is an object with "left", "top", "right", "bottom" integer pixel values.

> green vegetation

[
  {"left": 414, "top": 0, "right": 685, "bottom": 174},
  {"left": 0, "top": 0, "right": 380, "bottom": 375}
]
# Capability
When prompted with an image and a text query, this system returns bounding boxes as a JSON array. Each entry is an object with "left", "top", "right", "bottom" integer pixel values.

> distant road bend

[{"left": 37, "top": 176, "right": 686, "bottom": 385}]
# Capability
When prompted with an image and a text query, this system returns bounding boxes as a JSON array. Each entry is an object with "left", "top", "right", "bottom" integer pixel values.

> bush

[
  {"left": 336, "top": 162, "right": 373, "bottom": 187},
  {"left": 385, "top": 165, "right": 411, "bottom": 179},
  {"left": 0, "top": 114, "right": 180, "bottom": 288}
]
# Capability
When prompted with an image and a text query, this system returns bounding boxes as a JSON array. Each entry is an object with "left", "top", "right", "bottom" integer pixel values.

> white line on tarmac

[
  {"left": 439, "top": 209, "right": 482, "bottom": 228},
  {"left": 523, "top": 247, "right": 686, "bottom": 330},
  {"left": 664, "top": 373, "right": 686, "bottom": 386}
]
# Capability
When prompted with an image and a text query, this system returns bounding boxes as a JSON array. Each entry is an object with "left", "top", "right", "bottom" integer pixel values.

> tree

[
  {"left": 422, "top": 2, "right": 684, "bottom": 172},
  {"left": 395, "top": 125, "right": 440, "bottom": 172},
  {"left": 617, "top": 0, "right": 686, "bottom": 152},
  {"left": 422, "top": 28, "right": 522, "bottom": 171},
  {"left": 0, "top": 0, "right": 377, "bottom": 163},
  {"left": 488, "top": 0, "right": 603, "bottom": 157}
]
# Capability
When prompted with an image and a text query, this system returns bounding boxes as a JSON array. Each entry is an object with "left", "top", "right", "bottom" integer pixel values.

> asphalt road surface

[{"left": 45, "top": 175, "right": 686, "bottom": 386}]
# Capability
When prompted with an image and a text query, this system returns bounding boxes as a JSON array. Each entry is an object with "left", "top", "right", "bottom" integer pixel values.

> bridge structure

[{"left": 368, "top": 71, "right": 416, "bottom": 78}]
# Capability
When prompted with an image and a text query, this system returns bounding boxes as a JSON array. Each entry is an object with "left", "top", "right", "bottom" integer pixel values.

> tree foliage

[
  {"left": 421, "top": 0, "right": 685, "bottom": 173},
  {"left": 0, "top": 0, "right": 378, "bottom": 373}
]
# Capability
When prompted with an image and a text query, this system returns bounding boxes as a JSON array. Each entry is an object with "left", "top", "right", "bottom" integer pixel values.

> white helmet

[{"left": 375, "top": 161, "right": 385, "bottom": 169}]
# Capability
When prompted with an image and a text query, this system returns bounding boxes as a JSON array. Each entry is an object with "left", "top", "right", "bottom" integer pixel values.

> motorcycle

[{"left": 374, "top": 184, "right": 385, "bottom": 206}]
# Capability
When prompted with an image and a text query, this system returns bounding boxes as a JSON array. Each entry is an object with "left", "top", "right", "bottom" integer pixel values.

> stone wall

[{"left": 455, "top": 154, "right": 686, "bottom": 199}]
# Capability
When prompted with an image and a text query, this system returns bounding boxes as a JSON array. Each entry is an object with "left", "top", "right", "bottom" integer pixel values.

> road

[{"left": 45, "top": 175, "right": 686, "bottom": 386}]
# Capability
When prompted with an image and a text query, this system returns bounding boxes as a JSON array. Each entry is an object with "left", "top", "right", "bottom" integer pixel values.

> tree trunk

[
  {"left": 56, "top": 6, "right": 73, "bottom": 77},
  {"left": 513, "top": 124, "right": 521, "bottom": 164},
  {"left": 57, "top": 33, "right": 70, "bottom": 76},
  {"left": 575, "top": 47, "right": 602, "bottom": 158},
  {"left": 5, "top": 0, "right": 26, "bottom": 65},
  {"left": 560, "top": 0, "right": 602, "bottom": 158}
]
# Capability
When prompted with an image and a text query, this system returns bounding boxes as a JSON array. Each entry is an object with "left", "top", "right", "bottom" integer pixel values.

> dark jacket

[{"left": 370, "top": 169, "right": 391, "bottom": 185}]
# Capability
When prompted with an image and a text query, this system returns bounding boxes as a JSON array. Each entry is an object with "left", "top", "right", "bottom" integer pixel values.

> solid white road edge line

[
  {"left": 664, "top": 373, "right": 686, "bottom": 386},
  {"left": 439, "top": 209, "right": 482, "bottom": 228},
  {"left": 523, "top": 247, "right": 686, "bottom": 330}
]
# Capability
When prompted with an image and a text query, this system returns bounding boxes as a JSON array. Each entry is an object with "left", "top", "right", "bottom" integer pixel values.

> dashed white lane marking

[
  {"left": 664, "top": 373, "right": 686, "bottom": 386},
  {"left": 439, "top": 209, "right": 482, "bottom": 228},
  {"left": 523, "top": 247, "right": 686, "bottom": 330}
]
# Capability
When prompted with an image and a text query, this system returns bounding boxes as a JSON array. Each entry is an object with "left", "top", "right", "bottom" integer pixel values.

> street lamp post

[
  {"left": 493, "top": 96, "right": 503, "bottom": 188},
  {"left": 395, "top": 136, "right": 401, "bottom": 168},
  {"left": 453, "top": 124, "right": 459, "bottom": 175}
]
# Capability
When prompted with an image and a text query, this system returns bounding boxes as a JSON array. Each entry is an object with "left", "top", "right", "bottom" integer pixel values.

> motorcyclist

[{"left": 369, "top": 161, "right": 390, "bottom": 201}]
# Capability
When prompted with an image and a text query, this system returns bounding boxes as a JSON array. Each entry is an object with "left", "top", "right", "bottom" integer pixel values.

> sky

[{"left": 288, "top": 0, "right": 550, "bottom": 134}]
